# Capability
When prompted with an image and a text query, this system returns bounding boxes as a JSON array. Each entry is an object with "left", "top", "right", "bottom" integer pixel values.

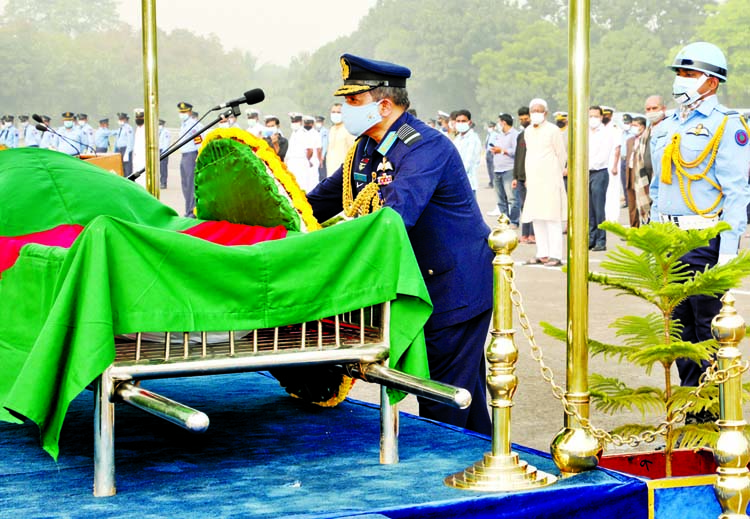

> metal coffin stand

[{"left": 93, "top": 302, "right": 471, "bottom": 496}]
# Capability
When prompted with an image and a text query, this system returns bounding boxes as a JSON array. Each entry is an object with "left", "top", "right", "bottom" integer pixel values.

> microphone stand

[{"left": 127, "top": 106, "right": 238, "bottom": 181}]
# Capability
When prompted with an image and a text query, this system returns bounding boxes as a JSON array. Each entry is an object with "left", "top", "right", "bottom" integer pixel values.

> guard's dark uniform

[{"left": 308, "top": 108, "right": 493, "bottom": 435}]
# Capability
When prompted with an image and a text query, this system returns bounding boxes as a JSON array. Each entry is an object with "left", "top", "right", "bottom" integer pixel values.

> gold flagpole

[
  {"left": 549, "top": 0, "right": 603, "bottom": 475},
  {"left": 141, "top": 0, "right": 160, "bottom": 198}
]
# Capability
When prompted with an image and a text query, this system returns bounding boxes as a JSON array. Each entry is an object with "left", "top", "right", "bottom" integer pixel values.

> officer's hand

[{"left": 511, "top": 179, "right": 518, "bottom": 189}]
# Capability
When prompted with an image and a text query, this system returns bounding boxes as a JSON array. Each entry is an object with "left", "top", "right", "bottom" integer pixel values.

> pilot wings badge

[
  {"left": 377, "top": 157, "right": 394, "bottom": 172},
  {"left": 686, "top": 124, "right": 710, "bottom": 137}
]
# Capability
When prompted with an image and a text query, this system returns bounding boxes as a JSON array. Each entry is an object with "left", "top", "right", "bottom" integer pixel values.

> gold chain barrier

[
  {"left": 506, "top": 268, "right": 749, "bottom": 448},
  {"left": 507, "top": 257, "right": 750, "bottom": 517}
]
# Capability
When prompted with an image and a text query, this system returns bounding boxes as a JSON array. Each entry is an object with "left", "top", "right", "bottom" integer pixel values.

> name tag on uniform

[{"left": 353, "top": 173, "right": 367, "bottom": 182}]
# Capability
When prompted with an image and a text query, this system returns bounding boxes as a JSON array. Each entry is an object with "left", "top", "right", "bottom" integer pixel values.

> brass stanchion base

[{"left": 444, "top": 451, "right": 557, "bottom": 491}]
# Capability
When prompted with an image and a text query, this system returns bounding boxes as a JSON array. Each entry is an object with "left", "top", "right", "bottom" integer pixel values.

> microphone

[
  {"left": 32, "top": 113, "right": 44, "bottom": 124},
  {"left": 37, "top": 123, "right": 97, "bottom": 156},
  {"left": 210, "top": 88, "right": 265, "bottom": 111}
]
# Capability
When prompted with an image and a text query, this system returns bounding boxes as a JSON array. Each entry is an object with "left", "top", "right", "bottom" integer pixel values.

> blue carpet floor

[{"left": 0, "top": 372, "right": 647, "bottom": 518}]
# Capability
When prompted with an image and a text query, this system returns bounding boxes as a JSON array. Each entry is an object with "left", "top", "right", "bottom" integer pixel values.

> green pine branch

[{"left": 589, "top": 374, "right": 664, "bottom": 416}]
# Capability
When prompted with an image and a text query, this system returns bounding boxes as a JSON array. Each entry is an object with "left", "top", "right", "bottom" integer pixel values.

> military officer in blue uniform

[
  {"left": 158, "top": 118, "right": 171, "bottom": 189},
  {"left": 76, "top": 113, "right": 95, "bottom": 151},
  {"left": 40, "top": 115, "right": 55, "bottom": 149},
  {"left": 0, "top": 115, "right": 19, "bottom": 148},
  {"left": 116, "top": 112, "right": 134, "bottom": 177},
  {"left": 55, "top": 112, "right": 85, "bottom": 156},
  {"left": 307, "top": 54, "right": 493, "bottom": 435},
  {"left": 650, "top": 42, "right": 750, "bottom": 419},
  {"left": 19, "top": 115, "right": 41, "bottom": 147},
  {"left": 177, "top": 102, "right": 203, "bottom": 217},
  {"left": 94, "top": 118, "right": 112, "bottom": 153}
]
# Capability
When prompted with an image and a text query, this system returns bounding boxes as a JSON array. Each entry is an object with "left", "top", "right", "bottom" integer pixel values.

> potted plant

[{"left": 542, "top": 220, "right": 750, "bottom": 478}]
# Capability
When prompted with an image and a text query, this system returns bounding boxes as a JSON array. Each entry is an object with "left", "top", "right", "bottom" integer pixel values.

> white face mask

[
  {"left": 646, "top": 111, "right": 664, "bottom": 124},
  {"left": 622, "top": 124, "right": 631, "bottom": 131},
  {"left": 63, "top": 120, "right": 74, "bottom": 129},
  {"left": 455, "top": 122, "right": 470, "bottom": 134},
  {"left": 78, "top": 120, "right": 86, "bottom": 126},
  {"left": 179, "top": 112, "right": 189, "bottom": 121},
  {"left": 290, "top": 122, "right": 301, "bottom": 131},
  {"left": 530, "top": 112, "right": 545, "bottom": 126},
  {"left": 314, "top": 122, "right": 323, "bottom": 129},
  {"left": 672, "top": 74, "right": 708, "bottom": 105},
  {"left": 330, "top": 112, "right": 342, "bottom": 124},
  {"left": 589, "top": 117, "right": 602, "bottom": 129}
]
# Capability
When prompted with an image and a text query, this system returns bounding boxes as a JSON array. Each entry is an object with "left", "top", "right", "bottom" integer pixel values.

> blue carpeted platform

[{"left": 0, "top": 372, "right": 647, "bottom": 518}]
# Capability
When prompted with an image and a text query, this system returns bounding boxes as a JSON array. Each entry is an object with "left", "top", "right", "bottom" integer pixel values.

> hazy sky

[{"left": 116, "top": 0, "right": 379, "bottom": 66}]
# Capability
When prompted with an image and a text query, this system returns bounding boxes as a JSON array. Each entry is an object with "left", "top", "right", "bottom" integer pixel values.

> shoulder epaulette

[
  {"left": 716, "top": 106, "right": 739, "bottom": 116},
  {"left": 396, "top": 123, "right": 422, "bottom": 147}
]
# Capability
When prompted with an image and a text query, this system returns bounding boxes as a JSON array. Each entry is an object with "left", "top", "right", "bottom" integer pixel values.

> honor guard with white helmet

[
  {"left": 650, "top": 42, "right": 750, "bottom": 407},
  {"left": 306, "top": 54, "right": 494, "bottom": 435}
]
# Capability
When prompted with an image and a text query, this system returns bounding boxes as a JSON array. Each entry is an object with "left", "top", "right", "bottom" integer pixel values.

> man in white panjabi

[{"left": 521, "top": 98, "right": 567, "bottom": 267}]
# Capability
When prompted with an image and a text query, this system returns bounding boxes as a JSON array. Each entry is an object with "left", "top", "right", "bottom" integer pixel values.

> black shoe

[
  {"left": 591, "top": 245, "right": 606, "bottom": 252},
  {"left": 685, "top": 410, "right": 718, "bottom": 425}
]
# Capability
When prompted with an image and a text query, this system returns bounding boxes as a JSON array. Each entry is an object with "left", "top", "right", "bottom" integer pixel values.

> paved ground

[{"left": 155, "top": 150, "right": 750, "bottom": 456}]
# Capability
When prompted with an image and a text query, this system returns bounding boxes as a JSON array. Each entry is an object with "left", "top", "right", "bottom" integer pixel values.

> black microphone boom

[
  {"left": 210, "top": 88, "right": 265, "bottom": 111},
  {"left": 32, "top": 113, "right": 44, "bottom": 124}
]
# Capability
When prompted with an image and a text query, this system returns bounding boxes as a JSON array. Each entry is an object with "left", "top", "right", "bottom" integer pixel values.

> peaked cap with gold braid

[{"left": 333, "top": 54, "right": 411, "bottom": 96}]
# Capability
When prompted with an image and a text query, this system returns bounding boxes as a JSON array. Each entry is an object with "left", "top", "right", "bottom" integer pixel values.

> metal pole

[
  {"left": 711, "top": 294, "right": 750, "bottom": 518},
  {"left": 141, "top": 0, "right": 160, "bottom": 198},
  {"left": 549, "top": 0, "right": 603, "bottom": 475}
]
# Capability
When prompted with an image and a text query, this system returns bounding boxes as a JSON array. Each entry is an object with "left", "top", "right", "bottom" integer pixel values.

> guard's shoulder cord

[
  {"left": 660, "top": 115, "right": 728, "bottom": 217},
  {"left": 342, "top": 138, "right": 381, "bottom": 217}
]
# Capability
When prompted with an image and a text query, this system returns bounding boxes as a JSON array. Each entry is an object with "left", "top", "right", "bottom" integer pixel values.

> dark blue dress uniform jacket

[{"left": 307, "top": 111, "right": 493, "bottom": 331}]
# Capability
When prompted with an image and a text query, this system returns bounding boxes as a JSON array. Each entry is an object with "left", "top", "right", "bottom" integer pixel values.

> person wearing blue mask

[
  {"left": 0, "top": 115, "right": 19, "bottom": 148},
  {"left": 262, "top": 115, "right": 288, "bottom": 160},
  {"left": 306, "top": 54, "right": 493, "bottom": 436},
  {"left": 19, "top": 115, "right": 41, "bottom": 147},
  {"left": 650, "top": 42, "right": 750, "bottom": 422},
  {"left": 55, "top": 112, "right": 85, "bottom": 156}
]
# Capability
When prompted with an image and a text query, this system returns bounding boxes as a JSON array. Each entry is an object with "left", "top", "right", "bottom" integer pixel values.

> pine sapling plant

[{"left": 543, "top": 221, "right": 750, "bottom": 477}]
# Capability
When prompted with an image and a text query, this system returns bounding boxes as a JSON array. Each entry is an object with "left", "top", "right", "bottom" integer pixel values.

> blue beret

[{"left": 334, "top": 54, "right": 411, "bottom": 96}]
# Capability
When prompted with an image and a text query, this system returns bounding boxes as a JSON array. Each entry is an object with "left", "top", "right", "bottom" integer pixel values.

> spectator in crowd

[
  {"left": 588, "top": 105, "right": 618, "bottom": 251},
  {"left": 512, "top": 106, "right": 534, "bottom": 243},
  {"left": 487, "top": 113, "right": 519, "bottom": 225},
  {"left": 263, "top": 115, "right": 288, "bottom": 160},
  {"left": 624, "top": 116, "right": 648, "bottom": 227},
  {"left": 94, "top": 118, "right": 112, "bottom": 153},
  {"left": 315, "top": 115, "right": 329, "bottom": 181},
  {"left": 325, "top": 103, "right": 355, "bottom": 177},
  {"left": 521, "top": 98, "right": 567, "bottom": 267},
  {"left": 452, "top": 109, "right": 482, "bottom": 196}
]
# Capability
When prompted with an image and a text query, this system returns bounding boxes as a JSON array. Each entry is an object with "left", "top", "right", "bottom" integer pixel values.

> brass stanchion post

[
  {"left": 141, "top": 0, "right": 160, "bottom": 198},
  {"left": 711, "top": 293, "right": 750, "bottom": 519},
  {"left": 549, "top": 0, "right": 603, "bottom": 476},
  {"left": 445, "top": 215, "right": 556, "bottom": 490}
]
